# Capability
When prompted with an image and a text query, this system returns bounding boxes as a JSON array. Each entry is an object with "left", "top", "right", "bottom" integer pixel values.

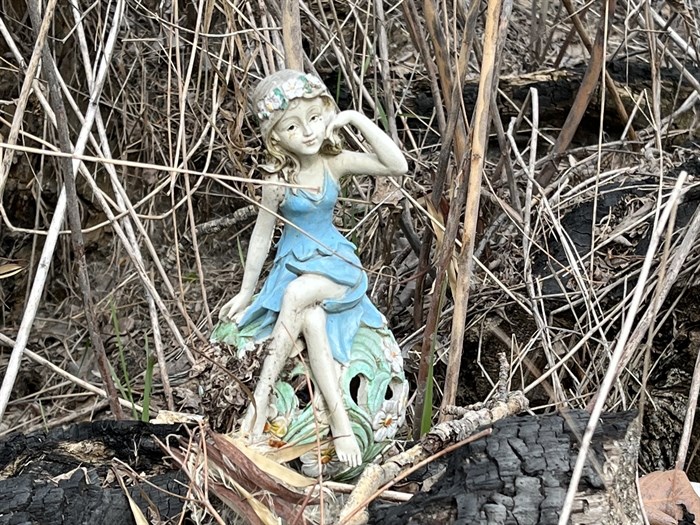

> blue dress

[{"left": 236, "top": 171, "right": 385, "bottom": 363}]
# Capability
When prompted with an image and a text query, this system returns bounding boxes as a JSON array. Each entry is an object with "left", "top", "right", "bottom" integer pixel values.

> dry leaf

[
  {"left": 114, "top": 472, "right": 149, "bottom": 525},
  {"left": 266, "top": 439, "right": 328, "bottom": 464},
  {"left": 223, "top": 433, "right": 317, "bottom": 488},
  {"left": 639, "top": 469, "right": 700, "bottom": 525},
  {"left": 426, "top": 200, "right": 459, "bottom": 300},
  {"left": 0, "top": 263, "right": 23, "bottom": 279}
]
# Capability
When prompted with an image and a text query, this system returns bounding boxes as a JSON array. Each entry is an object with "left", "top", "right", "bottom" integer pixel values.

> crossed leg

[
  {"left": 303, "top": 306, "right": 362, "bottom": 467},
  {"left": 240, "top": 273, "right": 346, "bottom": 437}
]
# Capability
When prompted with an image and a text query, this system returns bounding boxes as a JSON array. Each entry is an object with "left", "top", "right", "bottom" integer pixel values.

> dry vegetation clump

[{"left": 1, "top": 0, "right": 700, "bottom": 513}]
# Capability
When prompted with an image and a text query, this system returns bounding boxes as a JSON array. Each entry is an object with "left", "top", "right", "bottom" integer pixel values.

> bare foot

[
  {"left": 239, "top": 404, "right": 257, "bottom": 435},
  {"left": 239, "top": 399, "right": 268, "bottom": 437},
  {"left": 334, "top": 434, "right": 362, "bottom": 468}
]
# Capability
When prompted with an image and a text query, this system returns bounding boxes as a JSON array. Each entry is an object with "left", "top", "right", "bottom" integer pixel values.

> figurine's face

[{"left": 271, "top": 97, "right": 329, "bottom": 157}]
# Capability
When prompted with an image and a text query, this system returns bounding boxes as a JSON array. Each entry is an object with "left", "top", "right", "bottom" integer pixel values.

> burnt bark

[
  {"left": 0, "top": 469, "right": 187, "bottom": 525},
  {"left": 0, "top": 421, "right": 189, "bottom": 525},
  {"left": 408, "top": 60, "right": 700, "bottom": 137},
  {"left": 369, "top": 410, "right": 642, "bottom": 525}
]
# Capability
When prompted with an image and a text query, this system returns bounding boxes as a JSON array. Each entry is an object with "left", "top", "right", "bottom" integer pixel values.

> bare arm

[
  {"left": 219, "top": 182, "right": 284, "bottom": 321},
  {"left": 326, "top": 110, "right": 408, "bottom": 178}
]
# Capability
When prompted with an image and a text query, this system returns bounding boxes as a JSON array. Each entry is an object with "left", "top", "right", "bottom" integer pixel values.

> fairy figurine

[{"left": 212, "top": 69, "right": 409, "bottom": 475}]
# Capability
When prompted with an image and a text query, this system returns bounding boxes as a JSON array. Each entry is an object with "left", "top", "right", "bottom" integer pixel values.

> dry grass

[{"left": 1, "top": 0, "right": 700, "bottom": 517}]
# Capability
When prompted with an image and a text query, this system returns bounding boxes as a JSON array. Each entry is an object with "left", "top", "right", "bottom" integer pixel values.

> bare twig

[{"left": 538, "top": 0, "right": 617, "bottom": 187}]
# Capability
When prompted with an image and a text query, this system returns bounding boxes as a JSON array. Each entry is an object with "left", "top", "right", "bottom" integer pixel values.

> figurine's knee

[
  {"left": 281, "top": 278, "right": 313, "bottom": 314},
  {"left": 302, "top": 305, "right": 325, "bottom": 336}
]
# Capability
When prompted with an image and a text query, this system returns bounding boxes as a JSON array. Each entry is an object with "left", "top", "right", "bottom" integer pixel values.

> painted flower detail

[
  {"left": 305, "top": 75, "right": 323, "bottom": 91},
  {"left": 300, "top": 447, "right": 343, "bottom": 478},
  {"left": 372, "top": 399, "right": 402, "bottom": 442},
  {"left": 264, "top": 87, "right": 287, "bottom": 114},
  {"left": 282, "top": 78, "right": 306, "bottom": 100},
  {"left": 257, "top": 100, "right": 271, "bottom": 120},
  {"left": 382, "top": 339, "right": 404, "bottom": 374},
  {"left": 257, "top": 74, "right": 326, "bottom": 120},
  {"left": 264, "top": 415, "right": 289, "bottom": 438}
]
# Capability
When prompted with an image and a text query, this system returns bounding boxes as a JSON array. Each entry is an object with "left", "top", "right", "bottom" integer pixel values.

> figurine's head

[{"left": 252, "top": 70, "right": 340, "bottom": 179}]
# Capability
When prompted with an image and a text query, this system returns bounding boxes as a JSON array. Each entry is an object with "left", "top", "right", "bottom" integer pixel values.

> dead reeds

[{"left": 1, "top": 0, "right": 700, "bottom": 522}]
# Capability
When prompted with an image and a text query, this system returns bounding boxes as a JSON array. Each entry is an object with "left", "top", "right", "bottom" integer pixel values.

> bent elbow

[{"left": 393, "top": 157, "right": 409, "bottom": 177}]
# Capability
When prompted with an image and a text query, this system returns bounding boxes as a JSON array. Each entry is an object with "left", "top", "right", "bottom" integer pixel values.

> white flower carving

[
  {"left": 382, "top": 339, "right": 404, "bottom": 374},
  {"left": 282, "top": 78, "right": 305, "bottom": 99},
  {"left": 300, "top": 447, "right": 343, "bottom": 478},
  {"left": 372, "top": 400, "right": 401, "bottom": 442}
]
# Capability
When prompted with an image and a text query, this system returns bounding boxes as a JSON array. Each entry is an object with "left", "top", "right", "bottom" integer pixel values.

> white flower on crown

[
  {"left": 264, "top": 88, "right": 285, "bottom": 113},
  {"left": 257, "top": 100, "right": 271, "bottom": 120},
  {"left": 305, "top": 75, "right": 323, "bottom": 90},
  {"left": 282, "top": 78, "right": 306, "bottom": 100}
]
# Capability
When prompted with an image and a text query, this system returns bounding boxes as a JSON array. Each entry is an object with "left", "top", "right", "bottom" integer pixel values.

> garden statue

[{"left": 211, "top": 70, "right": 409, "bottom": 479}]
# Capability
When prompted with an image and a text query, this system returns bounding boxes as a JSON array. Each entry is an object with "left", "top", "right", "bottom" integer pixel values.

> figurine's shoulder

[
  {"left": 260, "top": 174, "right": 286, "bottom": 205},
  {"left": 323, "top": 150, "right": 354, "bottom": 180}
]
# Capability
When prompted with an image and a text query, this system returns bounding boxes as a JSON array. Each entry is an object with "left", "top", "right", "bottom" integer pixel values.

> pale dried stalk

[
  {"left": 0, "top": 15, "right": 56, "bottom": 127},
  {"left": 518, "top": 89, "right": 565, "bottom": 405},
  {"left": 282, "top": 0, "right": 303, "bottom": 69},
  {"left": 0, "top": 0, "right": 126, "bottom": 423},
  {"left": 171, "top": 0, "right": 214, "bottom": 340},
  {"left": 612, "top": 177, "right": 700, "bottom": 382},
  {"left": 0, "top": 0, "right": 58, "bottom": 199},
  {"left": 440, "top": 0, "right": 512, "bottom": 417},
  {"left": 558, "top": 172, "right": 688, "bottom": 525},
  {"left": 677, "top": 330, "right": 700, "bottom": 469}
]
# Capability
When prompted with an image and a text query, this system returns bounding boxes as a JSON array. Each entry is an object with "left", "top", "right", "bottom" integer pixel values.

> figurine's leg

[
  {"left": 303, "top": 306, "right": 362, "bottom": 468},
  {"left": 240, "top": 274, "right": 346, "bottom": 436}
]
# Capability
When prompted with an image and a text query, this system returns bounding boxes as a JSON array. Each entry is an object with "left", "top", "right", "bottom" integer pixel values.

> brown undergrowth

[{"left": 0, "top": 0, "right": 700, "bottom": 521}]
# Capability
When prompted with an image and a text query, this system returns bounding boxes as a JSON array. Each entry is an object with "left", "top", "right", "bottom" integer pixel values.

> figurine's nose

[{"left": 302, "top": 123, "right": 313, "bottom": 136}]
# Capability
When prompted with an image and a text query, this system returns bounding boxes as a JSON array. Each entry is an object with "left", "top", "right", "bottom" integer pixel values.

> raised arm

[
  {"left": 326, "top": 110, "right": 408, "bottom": 178},
  {"left": 219, "top": 182, "right": 284, "bottom": 321}
]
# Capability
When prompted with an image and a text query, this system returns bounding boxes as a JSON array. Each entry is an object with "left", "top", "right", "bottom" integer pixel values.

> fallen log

[
  {"left": 0, "top": 420, "right": 188, "bottom": 525},
  {"left": 407, "top": 60, "right": 700, "bottom": 135},
  {"left": 369, "top": 410, "right": 643, "bottom": 525}
]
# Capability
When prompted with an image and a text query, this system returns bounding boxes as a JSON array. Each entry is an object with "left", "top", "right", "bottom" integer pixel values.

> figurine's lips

[{"left": 303, "top": 139, "right": 317, "bottom": 146}]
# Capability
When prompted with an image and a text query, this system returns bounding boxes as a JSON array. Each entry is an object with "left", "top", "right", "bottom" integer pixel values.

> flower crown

[{"left": 256, "top": 74, "right": 326, "bottom": 120}]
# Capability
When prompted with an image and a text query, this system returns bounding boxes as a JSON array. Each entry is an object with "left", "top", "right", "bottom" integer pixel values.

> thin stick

[
  {"left": 677, "top": 330, "right": 700, "bottom": 469},
  {"left": 558, "top": 172, "right": 688, "bottom": 525},
  {"left": 0, "top": 0, "right": 58, "bottom": 198},
  {"left": 440, "top": 0, "right": 512, "bottom": 417},
  {"left": 0, "top": 333, "right": 142, "bottom": 414},
  {"left": 605, "top": 175, "right": 700, "bottom": 394},
  {"left": 538, "top": 0, "right": 617, "bottom": 187}
]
